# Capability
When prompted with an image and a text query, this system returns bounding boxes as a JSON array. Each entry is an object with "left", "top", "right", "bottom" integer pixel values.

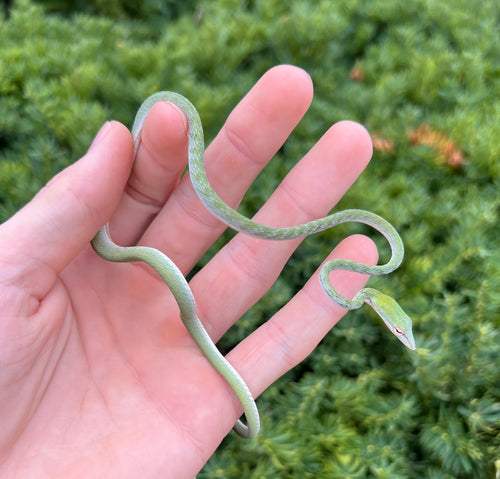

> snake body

[{"left": 91, "top": 92, "right": 415, "bottom": 439}]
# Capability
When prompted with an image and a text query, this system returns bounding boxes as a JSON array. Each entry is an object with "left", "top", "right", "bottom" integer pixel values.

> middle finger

[{"left": 139, "top": 65, "right": 314, "bottom": 274}]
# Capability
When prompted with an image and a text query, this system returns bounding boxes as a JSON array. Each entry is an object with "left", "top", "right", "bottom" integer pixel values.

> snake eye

[{"left": 394, "top": 327, "right": 405, "bottom": 336}]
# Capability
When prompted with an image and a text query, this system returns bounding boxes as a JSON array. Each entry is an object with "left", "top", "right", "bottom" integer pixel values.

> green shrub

[{"left": 1, "top": 0, "right": 498, "bottom": 477}]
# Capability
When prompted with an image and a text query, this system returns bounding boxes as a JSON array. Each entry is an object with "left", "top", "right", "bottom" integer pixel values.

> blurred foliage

[{"left": 0, "top": 0, "right": 499, "bottom": 477}]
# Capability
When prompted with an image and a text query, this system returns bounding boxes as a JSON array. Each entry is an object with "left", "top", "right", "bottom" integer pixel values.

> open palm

[{"left": 0, "top": 66, "right": 376, "bottom": 478}]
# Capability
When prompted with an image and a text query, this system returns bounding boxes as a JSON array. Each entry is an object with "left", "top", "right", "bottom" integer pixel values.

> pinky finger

[{"left": 228, "top": 233, "right": 378, "bottom": 404}]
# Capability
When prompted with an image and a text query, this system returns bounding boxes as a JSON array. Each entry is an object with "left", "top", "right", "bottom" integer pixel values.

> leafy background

[{"left": 0, "top": 0, "right": 498, "bottom": 477}]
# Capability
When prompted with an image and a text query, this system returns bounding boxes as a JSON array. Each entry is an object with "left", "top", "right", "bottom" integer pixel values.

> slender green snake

[{"left": 91, "top": 91, "right": 416, "bottom": 440}]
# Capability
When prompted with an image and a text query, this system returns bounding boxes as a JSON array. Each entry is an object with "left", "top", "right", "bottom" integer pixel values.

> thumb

[{"left": 0, "top": 121, "right": 133, "bottom": 293}]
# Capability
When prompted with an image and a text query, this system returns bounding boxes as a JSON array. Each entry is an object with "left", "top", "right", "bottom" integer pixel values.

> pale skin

[{"left": 0, "top": 65, "right": 378, "bottom": 478}]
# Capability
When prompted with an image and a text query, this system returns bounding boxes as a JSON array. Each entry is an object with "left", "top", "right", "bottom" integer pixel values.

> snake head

[{"left": 364, "top": 289, "right": 416, "bottom": 350}]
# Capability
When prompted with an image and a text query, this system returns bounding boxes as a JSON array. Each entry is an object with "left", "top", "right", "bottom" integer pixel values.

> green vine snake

[{"left": 91, "top": 91, "right": 416, "bottom": 440}]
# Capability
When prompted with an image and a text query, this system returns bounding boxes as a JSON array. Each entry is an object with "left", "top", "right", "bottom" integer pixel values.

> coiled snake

[{"left": 91, "top": 92, "right": 416, "bottom": 439}]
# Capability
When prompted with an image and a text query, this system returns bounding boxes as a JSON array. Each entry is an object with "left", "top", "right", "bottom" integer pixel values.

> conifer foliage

[{"left": 1, "top": 0, "right": 498, "bottom": 477}]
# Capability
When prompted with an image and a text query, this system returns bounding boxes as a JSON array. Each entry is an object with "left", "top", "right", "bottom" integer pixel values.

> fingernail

[{"left": 89, "top": 121, "right": 112, "bottom": 151}]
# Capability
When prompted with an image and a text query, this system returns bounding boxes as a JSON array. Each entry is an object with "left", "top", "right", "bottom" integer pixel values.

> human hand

[{"left": 0, "top": 65, "right": 375, "bottom": 478}]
